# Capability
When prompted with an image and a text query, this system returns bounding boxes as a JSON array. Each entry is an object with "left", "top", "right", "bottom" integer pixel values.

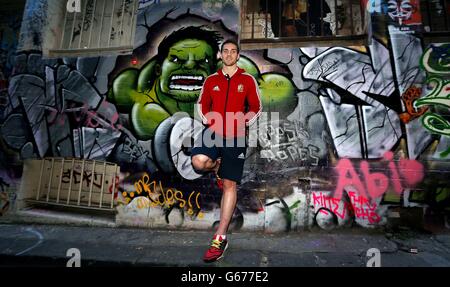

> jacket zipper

[{"left": 224, "top": 75, "right": 231, "bottom": 135}]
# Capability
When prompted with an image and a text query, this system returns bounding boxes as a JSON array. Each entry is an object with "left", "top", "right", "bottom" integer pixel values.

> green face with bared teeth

[
  {"left": 108, "top": 35, "right": 298, "bottom": 141},
  {"left": 159, "top": 39, "right": 216, "bottom": 102}
]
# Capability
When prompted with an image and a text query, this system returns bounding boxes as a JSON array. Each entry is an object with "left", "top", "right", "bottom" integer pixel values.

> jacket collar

[{"left": 219, "top": 66, "right": 244, "bottom": 79}]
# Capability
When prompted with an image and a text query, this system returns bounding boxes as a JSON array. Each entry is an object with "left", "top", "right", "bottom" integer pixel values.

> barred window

[
  {"left": 420, "top": 0, "right": 450, "bottom": 44},
  {"left": 44, "top": 0, "right": 139, "bottom": 58},
  {"left": 240, "top": 0, "right": 367, "bottom": 49},
  {"left": 421, "top": 0, "right": 450, "bottom": 32}
]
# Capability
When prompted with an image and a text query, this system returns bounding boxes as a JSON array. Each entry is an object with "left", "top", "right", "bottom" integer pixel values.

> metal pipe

[
  {"left": 321, "top": 0, "right": 324, "bottom": 36},
  {"left": 251, "top": 11, "right": 255, "bottom": 39},
  {"left": 36, "top": 159, "right": 45, "bottom": 200},
  {"left": 87, "top": 0, "right": 97, "bottom": 48},
  {"left": 26, "top": 199, "right": 116, "bottom": 212},
  {"left": 108, "top": 0, "right": 117, "bottom": 47},
  {"left": 88, "top": 160, "right": 96, "bottom": 207},
  {"left": 349, "top": 0, "right": 354, "bottom": 35},
  {"left": 265, "top": 0, "right": 268, "bottom": 38},
  {"left": 128, "top": 0, "right": 138, "bottom": 46},
  {"left": 68, "top": 4, "right": 78, "bottom": 49},
  {"left": 98, "top": 0, "right": 107, "bottom": 48},
  {"left": 78, "top": 0, "right": 89, "bottom": 48},
  {"left": 99, "top": 162, "right": 107, "bottom": 208},
  {"left": 278, "top": 0, "right": 282, "bottom": 37},
  {"left": 46, "top": 159, "right": 55, "bottom": 202},
  {"left": 67, "top": 159, "right": 75, "bottom": 204},
  {"left": 334, "top": 0, "right": 338, "bottom": 35},
  {"left": 442, "top": 0, "right": 449, "bottom": 30},
  {"left": 119, "top": 0, "right": 126, "bottom": 45},
  {"left": 60, "top": 4, "right": 68, "bottom": 48},
  {"left": 56, "top": 158, "right": 65, "bottom": 203},
  {"left": 426, "top": 0, "right": 433, "bottom": 31},
  {"left": 307, "top": 0, "right": 310, "bottom": 36},
  {"left": 77, "top": 160, "right": 85, "bottom": 205},
  {"left": 110, "top": 164, "right": 117, "bottom": 209}
]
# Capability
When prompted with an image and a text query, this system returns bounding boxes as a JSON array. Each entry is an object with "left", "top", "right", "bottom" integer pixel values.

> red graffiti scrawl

[
  {"left": 313, "top": 191, "right": 381, "bottom": 224},
  {"left": 334, "top": 152, "right": 424, "bottom": 201}
]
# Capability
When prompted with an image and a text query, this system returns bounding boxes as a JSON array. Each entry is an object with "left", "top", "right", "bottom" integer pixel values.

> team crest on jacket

[
  {"left": 213, "top": 85, "right": 220, "bottom": 91},
  {"left": 238, "top": 84, "right": 244, "bottom": 93}
]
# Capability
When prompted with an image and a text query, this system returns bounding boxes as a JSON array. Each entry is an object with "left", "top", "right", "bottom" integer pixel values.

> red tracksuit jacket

[{"left": 197, "top": 67, "right": 262, "bottom": 138}]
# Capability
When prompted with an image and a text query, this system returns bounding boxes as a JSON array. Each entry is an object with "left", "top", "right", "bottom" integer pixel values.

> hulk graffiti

[{"left": 108, "top": 26, "right": 298, "bottom": 140}]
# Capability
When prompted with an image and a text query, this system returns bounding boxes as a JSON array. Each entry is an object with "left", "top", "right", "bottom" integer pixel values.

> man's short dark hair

[
  {"left": 157, "top": 26, "right": 223, "bottom": 63},
  {"left": 221, "top": 39, "right": 240, "bottom": 54}
]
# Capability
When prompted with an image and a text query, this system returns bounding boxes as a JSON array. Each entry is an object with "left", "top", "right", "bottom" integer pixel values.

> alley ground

[{"left": 0, "top": 223, "right": 449, "bottom": 267}]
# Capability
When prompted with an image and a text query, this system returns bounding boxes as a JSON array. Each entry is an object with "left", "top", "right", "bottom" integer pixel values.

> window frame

[
  {"left": 419, "top": 0, "right": 450, "bottom": 45},
  {"left": 44, "top": 0, "right": 139, "bottom": 58},
  {"left": 239, "top": 0, "right": 369, "bottom": 50}
]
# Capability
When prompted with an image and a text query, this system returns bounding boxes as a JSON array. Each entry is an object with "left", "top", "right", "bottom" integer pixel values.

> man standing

[{"left": 191, "top": 39, "right": 262, "bottom": 263}]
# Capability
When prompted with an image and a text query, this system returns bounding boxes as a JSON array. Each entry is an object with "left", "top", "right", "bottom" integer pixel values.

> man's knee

[
  {"left": 222, "top": 179, "right": 237, "bottom": 190},
  {"left": 191, "top": 155, "right": 210, "bottom": 171}
]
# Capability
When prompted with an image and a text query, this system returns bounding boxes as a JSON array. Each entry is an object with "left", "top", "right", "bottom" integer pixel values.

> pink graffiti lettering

[
  {"left": 333, "top": 159, "right": 368, "bottom": 200},
  {"left": 398, "top": 159, "right": 425, "bottom": 187},
  {"left": 313, "top": 191, "right": 381, "bottom": 224},
  {"left": 67, "top": 102, "right": 121, "bottom": 130},
  {"left": 348, "top": 191, "right": 380, "bottom": 224},
  {"left": 360, "top": 161, "right": 389, "bottom": 199},
  {"left": 85, "top": 111, "right": 100, "bottom": 128},
  {"left": 334, "top": 152, "right": 424, "bottom": 201},
  {"left": 385, "top": 152, "right": 403, "bottom": 194},
  {"left": 313, "top": 192, "right": 347, "bottom": 219}
]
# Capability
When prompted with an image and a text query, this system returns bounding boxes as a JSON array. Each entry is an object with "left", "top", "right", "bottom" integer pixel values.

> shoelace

[
  {"left": 215, "top": 173, "right": 223, "bottom": 189},
  {"left": 211, "top": 239, "right": 223, "bottom": 249}
]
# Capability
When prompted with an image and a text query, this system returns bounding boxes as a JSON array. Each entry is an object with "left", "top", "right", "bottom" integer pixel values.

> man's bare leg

[
  {"left": 192, "top": 155, "right": 232, "bottom": 234},
  {"left": 216, "top": 179, "right": 237, "bottom": 235},
  {"left": 192, "top": 155, "right": 221, "bottom": 173}
]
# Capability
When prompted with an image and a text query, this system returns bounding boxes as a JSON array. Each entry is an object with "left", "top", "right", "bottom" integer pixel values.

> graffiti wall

[
  {"left": 0, "top": 3, "right": 26, "bottom": 216},
  {"left": 0, "top": 0, "right": 448, "bottom": 230}
]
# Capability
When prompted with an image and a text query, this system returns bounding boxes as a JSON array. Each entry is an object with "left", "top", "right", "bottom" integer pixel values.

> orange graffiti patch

[
  {"left": 399, "top": 86, "right": 428, "bottom": 124},
  {"left": 122, "top": 172, "right": 203, "bottom": 217}
]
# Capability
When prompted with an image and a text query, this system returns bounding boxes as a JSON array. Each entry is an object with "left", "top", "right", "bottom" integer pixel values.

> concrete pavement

[{"left": 0, "top": 223, "right": 450, "bottom": 267}]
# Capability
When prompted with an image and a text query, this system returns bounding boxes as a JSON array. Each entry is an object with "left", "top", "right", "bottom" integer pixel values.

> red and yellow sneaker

[{"left": 203, "top": 235, "right": 228, "bottom": 263}]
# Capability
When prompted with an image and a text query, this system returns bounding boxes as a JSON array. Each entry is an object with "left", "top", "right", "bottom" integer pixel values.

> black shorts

[{"left": 191, "top": 128, "right": 247, "bottom": 184}]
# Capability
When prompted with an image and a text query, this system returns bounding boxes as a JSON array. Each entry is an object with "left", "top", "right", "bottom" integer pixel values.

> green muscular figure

[{"left": 108, "top": 27, "right": 297, "bottom": 140}]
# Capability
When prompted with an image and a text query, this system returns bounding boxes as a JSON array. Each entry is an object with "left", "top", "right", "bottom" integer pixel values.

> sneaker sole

[
  {"left": 215, "top": 241, "right": 228, "bottom": 261},
  {"left": 204, "top": 242, "right": 228, "bottom": 263}
]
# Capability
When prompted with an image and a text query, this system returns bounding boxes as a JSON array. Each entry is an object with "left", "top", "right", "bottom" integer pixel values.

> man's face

[
  {"left": 221, "top": 43, "right": 239, "bottom": 67},
  {"left": 160, "top": 39, "right": 215, "bottom": 102}
]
